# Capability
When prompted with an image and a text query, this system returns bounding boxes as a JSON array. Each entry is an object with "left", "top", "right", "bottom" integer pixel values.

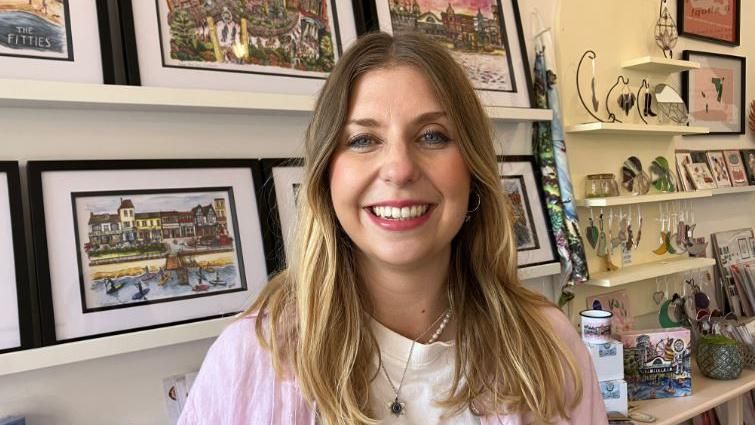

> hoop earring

[{"left": 465, "top": 191, "right": 481, "bottom": 223}]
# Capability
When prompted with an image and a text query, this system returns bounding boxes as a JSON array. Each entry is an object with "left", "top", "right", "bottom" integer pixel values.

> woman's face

[{"left": 329, "top": 65, "right": 471, "bottom": 270}]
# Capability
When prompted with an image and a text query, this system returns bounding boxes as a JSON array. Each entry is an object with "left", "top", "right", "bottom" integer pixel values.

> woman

[{"left": 178, "top": 32, "right": 606, "bottom": 425}]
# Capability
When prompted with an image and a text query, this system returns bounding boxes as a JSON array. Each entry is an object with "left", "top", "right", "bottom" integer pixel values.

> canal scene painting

[
  {"left": 621, "top": 328, "right": 692, "bottom": 401},
  {"left": 386, "top": 0, "right": 516, "bottom": 92},
  {"left": 0, "top": 0, "right": 71, "bottom": 59},
  {"left": 157, "top": 0, "right": 339, "bottom": 78},
  {"left": 72, "top": 187, "right": 247, "bottom": 313}
]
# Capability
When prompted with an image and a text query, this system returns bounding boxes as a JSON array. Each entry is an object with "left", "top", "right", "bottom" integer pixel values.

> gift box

[
  {"left": 620, "top": 327, "right": 692, "bottom": 400},
  {"left": 585, "top": 339, "right": 624, "bottom": 382},
  {"left": 599, "top": 379, "right": 628, "bottom": 416}
]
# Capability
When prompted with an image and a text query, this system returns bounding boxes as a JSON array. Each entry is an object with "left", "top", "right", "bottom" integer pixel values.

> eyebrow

[{"left": 345, "top": 111, "right": 448, "bottom": 127}]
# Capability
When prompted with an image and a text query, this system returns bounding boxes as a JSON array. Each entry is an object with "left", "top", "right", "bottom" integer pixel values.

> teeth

[{"left": 371, "top": 205, "right": 429, "bottom": 220}]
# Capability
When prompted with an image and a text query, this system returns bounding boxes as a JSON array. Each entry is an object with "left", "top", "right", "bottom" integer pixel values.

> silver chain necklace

[{"left": 379, "top": 308, "right": 452, "bottom": 417}]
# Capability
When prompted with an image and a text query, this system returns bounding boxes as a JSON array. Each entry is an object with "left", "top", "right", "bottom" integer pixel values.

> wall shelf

[
  {"left": 712, "top": 185, "right": 755, "bottom": 196},
  {"left": 0, "top": 317, "right": 233, "bottom": 377},
  {"left": 576, "top": 190, "right": 712, "bottom": 207},
  {"left": 584, "top": 257, "right": 716, "bottom": 288},
  {"left": 0, "top": 78, "right": 551, "bottom": 122},
  {"left": 565, "top": 122, "right": 709, "bottom": 135},
  {"left": 518, "top": 262, "right": 561, "bottom": 280},
  {"left": 621, "top": 56, "right": 701, "bottom": 73}
]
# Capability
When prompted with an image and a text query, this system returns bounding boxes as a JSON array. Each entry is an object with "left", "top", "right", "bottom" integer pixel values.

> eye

[
  {"left": 420, "top": 130, "right": 450, "bottom": 147},
  {"left": 346, "top": 134, "right": 377, "bottom": 151}
]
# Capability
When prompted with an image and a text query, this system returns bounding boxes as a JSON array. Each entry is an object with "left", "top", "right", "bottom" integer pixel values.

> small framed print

[
  {"left": 722, "top": 150, "right": 748, "bottom": 187},
  {"left": 678, "top": 0, "right": 740, "bottom": 46},
  {"left": 373, "top": 0, "right": 532, "bottom": 108},
  {"left": 260, "top": 158, "right": 304, "bottom": 273},
  {"left": 706, "top": 151, "right": 732, "bottom": 188},
  {"left": 674, "top": 151, "right": 695, "bottom": 192},
  {"left": 741, "top": 150, "right": 755, "bottom": 185},
  {"left": 0, "top": 162, "right": 33, "bottom": 354},
  {"left": 497, "top": 156, "right": 556, "bottom": 268},
  {"left": 682, "top": 51, "right": 746, "bottom": 135},
  {"left": 122, "top": 0, "right": 358, "bottom": 93},
  {"left": 28, "top": 159, "right": 272, "bottom": 343},
  {"left": 684, "top": 162, "right": 717, "bottom": 190},
  {"left": 0, "top": 1, "right": 123, "bottom": 83}
]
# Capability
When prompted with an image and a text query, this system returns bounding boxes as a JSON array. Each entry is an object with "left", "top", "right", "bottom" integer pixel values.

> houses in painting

[
  {"left": 86, "top": 198, "right": 230, "bottom": 253},
  {"left": 389, "top": 0, "right": 503, "bottom": 51},
  {"left": 621, "top": 329, "right": 692, "bottom": 400}
]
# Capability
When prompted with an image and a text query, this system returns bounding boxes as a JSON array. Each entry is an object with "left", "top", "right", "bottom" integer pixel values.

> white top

[{"left": 369, "top": 320, "right": 482, "bottom": 425}]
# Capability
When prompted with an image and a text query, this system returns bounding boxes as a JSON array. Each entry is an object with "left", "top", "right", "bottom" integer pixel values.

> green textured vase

[{"left": 696, "top": 335, "right": 743, "bottom": 380}]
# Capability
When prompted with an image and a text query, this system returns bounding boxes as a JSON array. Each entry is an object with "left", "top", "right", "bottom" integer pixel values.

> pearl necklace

[{"left": 379, "top": 308, "right": 453, "bottom": 417}]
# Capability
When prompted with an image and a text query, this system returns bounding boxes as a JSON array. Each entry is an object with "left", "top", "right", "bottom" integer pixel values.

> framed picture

[
  {"left": 28, "top": 159, "right": 272, "bottom": 343},
  {"left": 122, "top": 0, "right": 358, "bottom": 93},
  {"left": 684, "top": 162, "right": 716, "bottom": 190},
  {"left": 260, "top": 158, "right": 304, "bottom": 273},
  {"left": 0, "top": 162, "right": 33, "bottom": 354},
  {"left": 0, "top": 1, "right": 124, "bottom": 83},
  {"left": 722, "top": 150, "right": 748, "bottom": 187},
  {"left": 678, "top": 0, "right": 740, "bottom": 46},
  {"left": 741, "top": 150, "right": 755, "bottom": 185},
  {"left": 674, "top": 151, "right": 695, "bottom": 192},
  {"left": 706, "top": 151, "right": 732, "bottom": 187},
  {"left": 373, "top": 0, "right": 532, "bottom": 108},
  {"left": 682, "top": 51, "right": 746, "bottom": 135},
  {"left": 497, "top": 156, "right": 556, "bottom": 268}
]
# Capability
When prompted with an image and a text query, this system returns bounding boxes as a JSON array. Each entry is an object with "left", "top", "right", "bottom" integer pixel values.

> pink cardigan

[{"left": 178, "top": 307, "right": 608, "bottom": 424}]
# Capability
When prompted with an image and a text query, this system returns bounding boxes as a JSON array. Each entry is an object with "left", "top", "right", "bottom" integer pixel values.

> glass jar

[{"left": 585, "top": 174, "right": 620, "bottom": 198}]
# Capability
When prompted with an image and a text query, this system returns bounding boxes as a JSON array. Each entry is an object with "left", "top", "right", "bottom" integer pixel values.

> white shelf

[
  {"left": 621, "top": 56, "right": 701, "bottom": 73},
  {"left": 566, "top": 122, "right": 709, "bottom": 135},
  {"left": 518, "top": 262, "right": 561, "bottom": 280},
  {"left": 712, "top": 185, "right": 755, "bottom": 196},
  {"left": 584, "top": 257, "right": 716, "bottom": 288},
  {"left": 0, "top": 78, "right": 551, "bottom": 122},
  {"left": 0, "top": 317, "right": 233, "bottom": 377},
  {"left": 576, "top": 190, "right": 713, "bottom": 207},
  {"left": 635, "top": 366, "right": 755, "bottom": 425}
]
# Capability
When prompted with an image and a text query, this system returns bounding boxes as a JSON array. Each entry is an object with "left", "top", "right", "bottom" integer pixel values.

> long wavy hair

[{"left": 248, "top": 32, "right": 581, "bottom": 424}]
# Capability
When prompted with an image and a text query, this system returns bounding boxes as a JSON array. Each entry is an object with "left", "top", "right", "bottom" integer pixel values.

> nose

[{"left": 378, "top": 139, "right": 421, "bottom": 187}]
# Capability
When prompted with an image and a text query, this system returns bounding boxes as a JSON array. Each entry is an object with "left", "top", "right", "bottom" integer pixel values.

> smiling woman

[{"left": 178, "top": 32, "right": 607, "bottom": 425}]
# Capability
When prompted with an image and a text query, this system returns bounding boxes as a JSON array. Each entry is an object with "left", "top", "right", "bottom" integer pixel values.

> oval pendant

[{"left": 389, "top": 398, "right": 404, "bottom": 416}]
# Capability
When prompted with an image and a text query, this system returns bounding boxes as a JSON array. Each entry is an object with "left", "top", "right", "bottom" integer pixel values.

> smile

[{"left": 369, "top": 204, "right": 430, "bottom": 221}]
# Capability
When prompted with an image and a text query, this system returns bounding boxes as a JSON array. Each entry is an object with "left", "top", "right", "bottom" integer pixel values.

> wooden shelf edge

[
  {"left": 0, "top": 317, "right": 233, "bottom": 377},
  {"left": 576, "top": 190, "right": 713, "bottom": 207},
  {"left": 621, "top": 56, "right": 701, "bottom": 73},
  {"left": 711, "top": 185, "right": 755, "bottom": 196},
  {"left": 565, "top": 122, "right": 709, "bottom": 135},
  {"left": 518, "top": 262, "right": 561, "bottom": 280},
  {"left": 585, "top": 257, "right": 717, "bottom": 287},
  {"left": 484, "top": 106, "right": 553, "bottom": 122}
]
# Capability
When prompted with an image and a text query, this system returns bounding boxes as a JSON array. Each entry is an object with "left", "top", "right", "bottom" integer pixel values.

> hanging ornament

[
  {"left": 650, "top": 156, "right": 676, "bottom": 192},
  {"left": 622, "top": 156, "right": 651, "bottom": 195},
  {"left": 654, "top": 0, "right": 678, "bottom": 59}
]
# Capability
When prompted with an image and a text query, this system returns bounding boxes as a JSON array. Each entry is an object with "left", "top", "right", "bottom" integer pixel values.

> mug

[{"left": 580, "top": 309, "right": 613, "bottom": 343}]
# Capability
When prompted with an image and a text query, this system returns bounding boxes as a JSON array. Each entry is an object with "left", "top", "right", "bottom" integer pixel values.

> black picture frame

[
  {"left": 682, "top": 50, "right": 746, "bottom": 135},
  {"left": 0, "top": 162, "right": 35, "bottom": 354},
  {"left": 259, "top": 158, "right": 305, "bottom": 274},
  {"left": 366, "top": 0, "right": 533, "bottom": 108},
  {"left": 677, "top": 0, "right": 740, "bottom": 47},
  {"left": 496, "top": 155, "right": 558, "bottom": 269},
  {"left": 28, "top": 159, "right": 274, "bottom": 344}
]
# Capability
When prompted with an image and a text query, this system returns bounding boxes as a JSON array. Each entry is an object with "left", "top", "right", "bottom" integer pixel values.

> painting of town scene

[
  {"left": 621, "top": 328, "right": 692, "bottom": 400},
  {"left": 0, "top": 0, "right": 71, "bottom": 59},
  {"left": 387, "top": 0, "right": 515, "bottom": 92},
  {"left": 502, "top": 176, "right": 538, "bottom": 251},
  {"left": 158, "top": 0, "right": 339, "bottom": 78},
  {"left": 72, "top": 188, "right": 247, "bottom": 313}
]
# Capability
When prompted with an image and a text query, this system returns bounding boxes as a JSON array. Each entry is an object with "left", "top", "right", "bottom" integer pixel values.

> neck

[{"left": 358, "top": 247, "right": 452, "bottom": 342}]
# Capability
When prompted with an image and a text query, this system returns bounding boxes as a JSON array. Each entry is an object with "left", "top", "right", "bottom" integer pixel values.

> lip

[
  {"left": 366, "top": 199, "right": 430, "bottom": 208},
  {"left": 364, "top": 203, "right": 434, "bottom": 232}
]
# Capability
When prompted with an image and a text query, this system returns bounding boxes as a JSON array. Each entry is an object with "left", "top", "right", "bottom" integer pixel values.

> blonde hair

[{"left": 249, "top": 32, "right": 581, "bottom": 424}]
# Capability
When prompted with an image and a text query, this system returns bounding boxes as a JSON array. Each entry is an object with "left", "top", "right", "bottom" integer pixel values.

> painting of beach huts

[
  {"left": 158, "top": 0, "right": 339, "bottom": 78},
  {"left": 621, "top": 328, "right": 692, "bottom": 401},
  {"left": 0, "top": 0, "right": 71, "bottom": 59},
  {"left": 72, "top": 188, "right": 246, "bottom": 313},
  {"left": 386, "top": 0, "right": 516, "bottom": 92}
]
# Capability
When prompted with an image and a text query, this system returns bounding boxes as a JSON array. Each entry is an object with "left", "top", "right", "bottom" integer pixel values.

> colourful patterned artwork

[
  {"left": 502, "top": 176, "right": 538, "bottom": 250},
  {"left": 621, "top": 328, "right": 692, "bottom": 401},
  {"left": 387, "top": 0, "right": 515, "bottom": 93},
  {"left": 691, "top": 66, "right": 734, "bottom": 123},
  {"left": 0, "top": 0, "right": 72, "bottom": 60},
  {"left": 72, "top": 188, "right": 247, "bottom": 312},
  {"left": 158, "top": 0, "right": 340, "bottom": 78}
]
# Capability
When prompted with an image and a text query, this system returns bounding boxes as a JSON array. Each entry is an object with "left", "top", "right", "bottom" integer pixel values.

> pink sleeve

[{"left": 543, "top": 307, "right": 609, "bottom": 425}]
